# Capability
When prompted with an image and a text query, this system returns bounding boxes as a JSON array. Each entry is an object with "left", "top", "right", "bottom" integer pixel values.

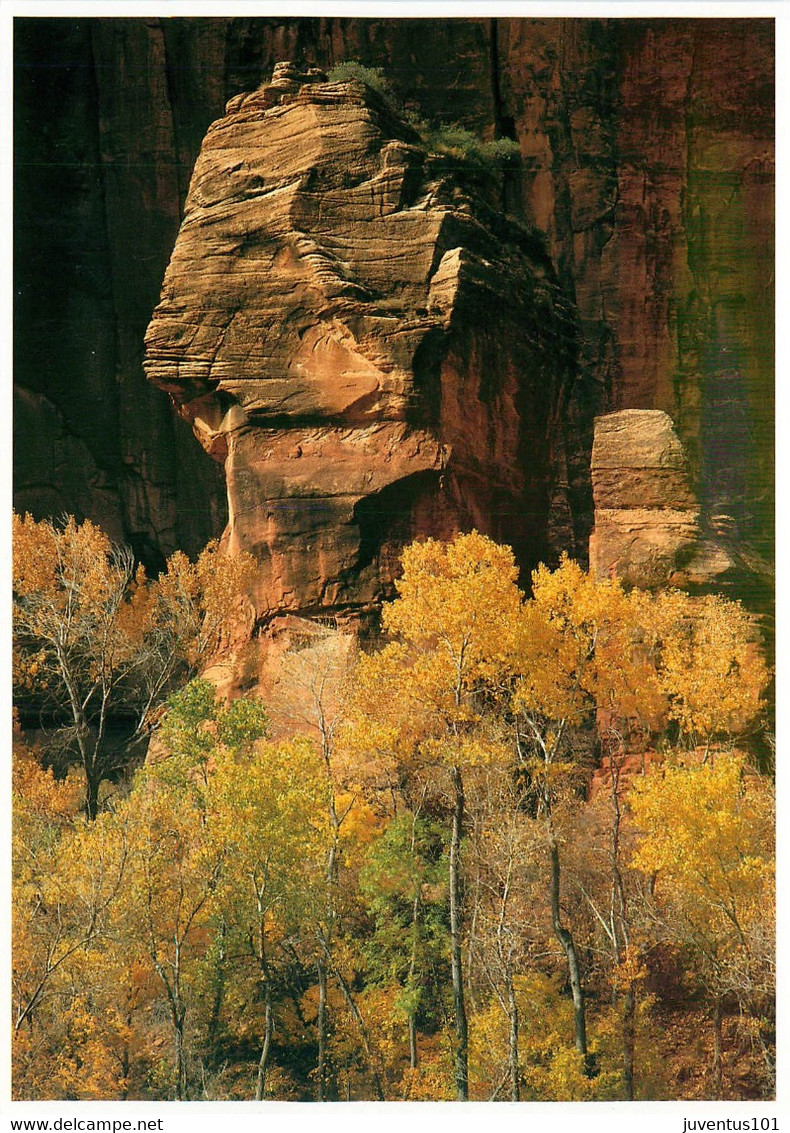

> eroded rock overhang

[{"left": 144, "top": 63, "right": 580, "bottom": 624}]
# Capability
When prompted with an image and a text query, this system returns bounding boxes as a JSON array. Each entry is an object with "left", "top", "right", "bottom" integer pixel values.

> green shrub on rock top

[
  {"left": 327, "top": 61, "right": 394, "bottom": 101},
  {"left": 420, "top": 123, "right": 520, "bottom": 169},
  {"left": 327, "top": 61, "right": 520, "bottom": 172}
]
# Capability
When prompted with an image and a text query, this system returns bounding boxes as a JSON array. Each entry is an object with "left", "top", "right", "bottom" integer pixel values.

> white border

[{"left": 1, "top": 4, "right": 786, "bottom": 1133}]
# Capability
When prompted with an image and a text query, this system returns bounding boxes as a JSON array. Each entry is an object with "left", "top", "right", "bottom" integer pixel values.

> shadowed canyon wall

[{"left": 14, "top": 17, "right": 774, "bottom": 587}]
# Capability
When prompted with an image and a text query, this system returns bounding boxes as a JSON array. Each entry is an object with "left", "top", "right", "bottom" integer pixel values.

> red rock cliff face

[
  {"left": 496, "top": 18, "right": 773, "bottom": 556},
  {"left": 14, "top": 17, "right": 773, "bottom": 579},
  {"left": 144, "top": 66, "right": 574, "bottom": 621}
]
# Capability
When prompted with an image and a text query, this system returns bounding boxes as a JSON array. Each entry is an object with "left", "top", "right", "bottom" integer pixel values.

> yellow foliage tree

[
  {"left": 468, "top": 973, "right": 622, "bottom": 1101},
  {"left": 12, "top": 746, "right": 128, "bottom": 1097},
  {"left": 648, "top": 591, "right": 769, "bottom": 754},
  {"left": 514, "top": 555, "right": 662, "bottom": 748},
  {"left": 207, "top": 735, "right": 329, "bottom": 1098},
  {"left": 104, "top": 682, "right": 269, "bottom": 1100},
  {"left": 629, "top": 755, "right": 775, "bottom": 1095},
  {"left": 511, "top": 562, "right": 769, "bottom": 1090},
  {"left": 510, "top": 556, "right": 658, "bottom": 1071},
  {"left": 109, "top": 773, "right": 222, "bottom": 1100},
  {"left": 345, "top": 532, "right": 524, "bottom": 1100},
  {"left": 13, "top": 512, "right": 254, "bottom": 818}
]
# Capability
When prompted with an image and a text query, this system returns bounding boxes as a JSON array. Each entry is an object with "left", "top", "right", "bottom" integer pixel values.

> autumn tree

[
  {"left": 207, "top": 733, "right": 328, "bottom": 1098},
  {"left": 11, "top": 708, "right": 152, "bottom": 1101},
  {"left": 12, "top": 512, "right": 254, "bottom": 818},
  {"left": 626, "top": 591, "right": 772, "bottom": 1096},
  {"left": 509, "top": 562, "right": 770, "bottom": 1088},
  {"left": 463, "top": 766, "right": 547, "bottom": 1100},
  {"left": 105, "top": 680, "right": 269, "bottom": 1099},
  {"left": 12, "top": 730, "right": 89, "bottom": 1090},
  {"left": 359, "top": 808, "right": 449, "bottom": 1085},
  {"left": 509, "top": 557, "right": 656, "bottom": 1071},
  {"left": 646, "top": 590, "right": 769, "bottom": 756},
  {"left": 345, "top": 532, "right": 524, "bottom": 1099},
  {"left": 270, "top": 626, "right": 378, "bottom": 1099},
  {"left": 629, "top": 754, "right": 775, "bottom": 1096},
  {"left": 114, "top": 783, "right": 216, "bottom": 1099}
]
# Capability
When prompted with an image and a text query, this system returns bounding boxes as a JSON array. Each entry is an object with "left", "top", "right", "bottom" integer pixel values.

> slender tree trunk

[
  {"left": 121, "top": 1014, "right": 132, "bottom": 1101},
  {"left": 623, "top": 982, "right": 635, "bottom": 1100},
  {"left": 317, "top": 740, "right": 341, "bottom": 1101},
  {"left": 151, "top": 948, "right": 188, "bottom": 1099},
  {"left": 206, "top": 919, "right": 226, "bottom": 1050},
  {"left": 254, "top": 980, "right": 274, "bottom": 1100},
  {"left": 329, "top": 954, "right": 386, "bottom": 1101},
  {"left": 610, "top": 754, "right": 636, "bottom": 1100},
  {"left": 58, "top": 655, "right": 100, "bottom": 821},
  {"left": 549, "top": 834, "right": 588, "bottom": 1068},
  {"left": 85, "top": 782, "right": 99, "bottom": 821},
  {"left": 408, "top": 1014, "right": 418, "bottom": 1071},
  {"left": 174, "top": 1009, "right": 187, "bottom": 1100},
  {"left": 407, "top": 884, "right": 421, "bottom": 1070},
  {"left": 253, "top": 910, "right": 275, "bottom": 1100},
  {"left": 449, "top": 765, "right": 469, "bottom": 1101},
  {"left": 316, "top": 958, "right": 329, "bottom": 1102},
  {"left": 506, "top": 968, "right": 520, "bottom": 1101},
  {"left": 712, "top": 996, "right": 724, "bottom": 1097},
  {"left": 85, "top": 757, "right": 100, "bottom": 821}
]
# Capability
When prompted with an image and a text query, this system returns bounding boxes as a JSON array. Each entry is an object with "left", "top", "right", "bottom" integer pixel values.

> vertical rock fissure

[
  {"left": 158, "top": 19, "right": 186, "bottom": 215},
  {"left": 85, "top": 21, "right": 122, "bottom": 480}
]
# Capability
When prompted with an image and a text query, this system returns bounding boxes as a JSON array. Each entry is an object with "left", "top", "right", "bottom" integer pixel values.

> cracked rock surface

[{"left": 145, "top": 66, "right": 576, "bottom": 622}]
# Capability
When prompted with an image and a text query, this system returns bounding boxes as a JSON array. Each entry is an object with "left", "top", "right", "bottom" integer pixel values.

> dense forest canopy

[{"left": 12, "top": 519, "right": 774, "bottom": 1101}]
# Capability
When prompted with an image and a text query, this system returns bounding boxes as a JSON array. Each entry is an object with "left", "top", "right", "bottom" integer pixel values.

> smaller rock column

[{"left": 589, "top": 409, "right": 733, "bottom": 589}]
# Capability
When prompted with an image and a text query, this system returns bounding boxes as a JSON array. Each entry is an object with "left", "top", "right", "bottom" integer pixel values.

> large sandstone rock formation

[
  {"left": 144, "top": 64, "right": 575, "bottom": 624},
  {"left": 14, "top": 18, "right": 774, "bottom": 582}
]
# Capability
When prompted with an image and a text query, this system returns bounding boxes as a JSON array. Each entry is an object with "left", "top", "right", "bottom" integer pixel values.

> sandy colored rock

[
  {"left": 589, "top": 409, "right": 735, "bottom": 589},
  {"left": 144, "top": 66, "right": 573, "bottom": 623},
  {"left": 591, "top": 408, "right": 697, "bottom": 511}
]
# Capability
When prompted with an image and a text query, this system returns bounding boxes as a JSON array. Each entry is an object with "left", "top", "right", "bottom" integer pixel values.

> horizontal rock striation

[
  {"left": 144, "top": 65, "right": 576, "bottom": 622},
  {"left": 14, "top": 18, "right": 773, "bottom": 590},
  {"left": 589, "top": 408, "right": 742, "bottom": 592}
]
